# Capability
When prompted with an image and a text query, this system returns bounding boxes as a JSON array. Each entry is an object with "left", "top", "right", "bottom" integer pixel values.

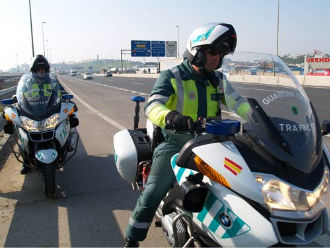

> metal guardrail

[{"left": 0, "top": 86, "right": 16, "bottom": 97}]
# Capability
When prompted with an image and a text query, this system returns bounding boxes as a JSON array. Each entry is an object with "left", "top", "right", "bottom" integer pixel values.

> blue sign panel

[
  {"left": 151, "top": 41, "right": 165, "bottom": 57},
  {"left": 131, "top": 40, "right": 151, "bottom": 57}
]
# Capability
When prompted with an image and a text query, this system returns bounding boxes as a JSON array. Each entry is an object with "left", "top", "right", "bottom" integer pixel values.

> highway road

[{"left": 0, "top": 74, "right": 329, "bottom": 247}]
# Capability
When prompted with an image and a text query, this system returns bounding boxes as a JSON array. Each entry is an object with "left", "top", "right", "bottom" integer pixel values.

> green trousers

[{"left": 125, "top": 131, "right": 193, "bottom": 241}]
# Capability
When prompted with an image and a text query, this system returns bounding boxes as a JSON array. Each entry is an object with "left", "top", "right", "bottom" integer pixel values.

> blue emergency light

[
  {"left": 1, "top": 99, "right": 14, "bottom": 105},
  {"left": 205, "top": 119, "right": 241, "bottom": 136},
  {"left": 131, "top": 96, "right": 145, "bottom": 102},
  {"left": 62, "top": 94, "right": 74, "bottom": 100}
]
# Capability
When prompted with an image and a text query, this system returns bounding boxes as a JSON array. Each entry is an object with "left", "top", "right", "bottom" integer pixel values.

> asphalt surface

[{"left": 0, "top": 74, "right": 329, "bottom": 247}]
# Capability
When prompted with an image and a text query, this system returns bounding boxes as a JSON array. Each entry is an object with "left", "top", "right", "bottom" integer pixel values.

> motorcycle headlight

[
  {"left": 41, "top": 113, "right": 60, "bottom": 130},
  {"left": 20, "top": 114, "right": 60, "bottom": 131},
  {"left": 254, "top": 166, "right": 330, "bottom": 211},
  {"left": 20, "top": 116, "right": 39, "bottom": 131}
]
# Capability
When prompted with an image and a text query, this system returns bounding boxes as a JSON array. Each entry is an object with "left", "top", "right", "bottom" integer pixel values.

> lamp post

[
  {"left": 46, "top": 39, "right": 50, "bottom": 58},
  {"left": 276, "top": 0, "right": 280, "bottom": 57},
  {"left": 176, "top": 25, "right": 180, "bottom": 57},
  {"left": 28, "top": 0, "right": 35, "bottom": 57},
  {"left": 42, "top": 21, "right": 46, "bottom": 56}
]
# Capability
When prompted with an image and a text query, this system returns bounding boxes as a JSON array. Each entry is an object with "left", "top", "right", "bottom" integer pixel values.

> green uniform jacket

[{"left": 145, "top": 60, "right": 250, "bottom": 128}]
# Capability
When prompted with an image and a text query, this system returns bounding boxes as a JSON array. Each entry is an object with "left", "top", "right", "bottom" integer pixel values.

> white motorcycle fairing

[
  {"left": 17, "top": 127, "right": 29, "bottom": 151},
  {"left": 55, "top": 119, "right": 71, "bottom": 147},
  {"left": 170, "top": 154, "right": 279, "bottom": 247},
  {"left": 3, "top": 106, "right": 21, "bottom": 126},
  {"left": 192, "top": 141, "right": 265, "bottom": 204}
]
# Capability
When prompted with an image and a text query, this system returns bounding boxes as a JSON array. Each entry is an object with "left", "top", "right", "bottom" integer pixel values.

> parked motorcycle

[
  {"left": 113, "top": 52, "right": 330, "bottom": 246},
  {"left": 1, "top": 73, "right": 79, "bottom": 198}
]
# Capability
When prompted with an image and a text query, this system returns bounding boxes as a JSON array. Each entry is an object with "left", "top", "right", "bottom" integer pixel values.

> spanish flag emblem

[{"left": 224, "top": 157, "right": 242, "bottom": 175}]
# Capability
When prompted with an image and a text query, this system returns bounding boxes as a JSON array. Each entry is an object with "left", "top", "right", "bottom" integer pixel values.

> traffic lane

[
  {"left": 60, "top": 75, "right": 148, "bottom": 130},
  {"left": 90, "top": 76, "right": 330, "bottom": 122},
  {"left": 86, "top": 75, "right": 155, "bottom": 95},
  {"left": 303, "top": 86, "right": 330, "bottom": 123},
  {"left": 83, "top": 76, "right": 330, "bottom": 123}
]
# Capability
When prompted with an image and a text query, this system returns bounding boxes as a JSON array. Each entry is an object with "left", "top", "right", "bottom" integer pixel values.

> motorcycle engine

[{"left": 161, "top": 212, "right": 188, "bottom": 247}]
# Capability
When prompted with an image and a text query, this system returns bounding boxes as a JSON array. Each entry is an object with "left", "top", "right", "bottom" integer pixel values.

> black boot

[
  {"left": 123, "top": 238, "right": 139, "bottom": 247},
  {"left": 20, "top": 164, "right": 31, "bottom": 174}
]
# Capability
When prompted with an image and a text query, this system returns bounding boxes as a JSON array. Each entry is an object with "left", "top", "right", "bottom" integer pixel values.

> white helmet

[{"left": 184, "top": 22, "right": 237, "bottom": 70}]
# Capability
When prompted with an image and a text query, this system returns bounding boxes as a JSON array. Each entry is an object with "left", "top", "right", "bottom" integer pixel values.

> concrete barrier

[{"left": 225, "top": 74, "right": 330, "bottom": 88}]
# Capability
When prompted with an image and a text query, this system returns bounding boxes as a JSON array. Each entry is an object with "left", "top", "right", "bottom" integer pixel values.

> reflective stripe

[
  {"left": 170, "top": 67, "right": 184, "bottom": 113},
  {"left": 206, "top": 83, "right": 219, "bottom": 118},
  {"left": 223, "top": 79, "right": 240, "bottom": 101},
  {"left": 31, "top": 84, "right": 39, "bottom": 97},
  {"left": 145, "top": 101, "right": 161, "bottom": 116},
  {"left": 148, "top": 94, "right": 169, "bottom": 104},
  {"left": 43, "top": 83, "right": 52, "bottom": 96},
  {"left": 232, "top": 97, "right": 247, "bottom": 112},
  {"left": 129, "top": 217, "right": 151, "bottom": 229}
]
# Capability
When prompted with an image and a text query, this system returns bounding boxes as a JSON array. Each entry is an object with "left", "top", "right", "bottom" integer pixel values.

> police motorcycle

[
  {"left": 113, "top": 52, "right": 330, "bottom": 247},
  {"left": 1, "top": 73, "right": 79, "bottom": 198}
]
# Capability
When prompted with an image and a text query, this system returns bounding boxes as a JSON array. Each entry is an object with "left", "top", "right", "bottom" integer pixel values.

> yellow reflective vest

[{"left": 145, "top": 60, "right": 250, "bottom": 128}]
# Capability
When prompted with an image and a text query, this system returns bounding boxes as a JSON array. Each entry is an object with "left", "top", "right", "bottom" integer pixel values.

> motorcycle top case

[{"left": 113, "top": 128, "right": 152, "bottom": 183}]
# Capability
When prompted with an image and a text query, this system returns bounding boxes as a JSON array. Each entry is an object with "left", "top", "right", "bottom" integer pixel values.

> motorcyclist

[
  {"left": 19, "top": 54, "right": 61, "bottom": 174},
  {"left": 123, "top": 22, "right": 250, "bottom": 247}
]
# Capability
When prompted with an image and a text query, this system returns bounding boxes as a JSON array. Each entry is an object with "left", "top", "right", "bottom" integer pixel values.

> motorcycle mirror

[
  {"left": 1, "top": 98, "right": 14, "bottom": 105},
  {"left": 70, "top": 117, "right": 79, "bottom": 128},
  {"left": 62, "top": 94, "right": 74, "bottom": 100},
  {"left": 3, "top": 123, "right": 14, "bottom": 134},
  {"left": 322, "top": 120, "right": 330, "bottom": 135}
]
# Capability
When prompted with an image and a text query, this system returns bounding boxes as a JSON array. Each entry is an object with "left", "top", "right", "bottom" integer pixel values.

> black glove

[{"left": 165, "top": 111, "right": 194, "bottom": 131}]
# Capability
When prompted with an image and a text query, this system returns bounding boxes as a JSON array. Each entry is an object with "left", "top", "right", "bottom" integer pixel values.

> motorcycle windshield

[
  {"left": 16, "top": 73, "right": 61, "bottom": 119},
  {"left": 221, "top": 52, "right": 321, "bottom": 173}
]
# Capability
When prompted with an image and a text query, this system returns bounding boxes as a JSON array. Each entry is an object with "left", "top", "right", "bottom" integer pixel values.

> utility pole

[
  {"left": 276, "top": 0, "right": 280, "bottom": 57},
  {"left": 29, "top": 0, "right": 35, "bottom": 57},
  {"left": 176, "top": 25, "right": 180, "bottom": 58},
  {"left": 42, "top": 22, "right": 46, "bottom": 56}
]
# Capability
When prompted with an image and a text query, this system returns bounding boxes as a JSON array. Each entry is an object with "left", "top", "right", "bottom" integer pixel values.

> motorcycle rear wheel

[{"left": 42, "top": 163, "right": 56, "bottom": 198}]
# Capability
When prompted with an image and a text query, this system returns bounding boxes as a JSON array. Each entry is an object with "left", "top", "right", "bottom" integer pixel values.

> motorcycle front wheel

[{"left": 42, "top": 163, "right": 56, "bottom": 198}]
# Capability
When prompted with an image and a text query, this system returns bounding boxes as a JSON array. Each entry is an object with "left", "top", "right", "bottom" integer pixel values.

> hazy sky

[{"left": 1, "top": 0, "right": 329, "bottom": 71}]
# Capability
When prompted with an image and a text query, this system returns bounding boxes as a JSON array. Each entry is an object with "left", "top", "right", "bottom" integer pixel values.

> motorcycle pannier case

[{"left": 113, "top": 128, "right": 152, "bottom": 183}]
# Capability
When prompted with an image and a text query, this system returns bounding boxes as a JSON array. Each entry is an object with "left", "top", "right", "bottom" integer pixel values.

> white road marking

[
  {"left": 132, "top": 82, "right": 144, "bottom": 85},
  {"left": 59, "top": 78, "right": 127, "bottom": 130},
  {"left": 70, "top": 77, "right": 148, "bottom": 96},
  {"left": 58, "top": 207, "right": 71, "bottom": 246}
]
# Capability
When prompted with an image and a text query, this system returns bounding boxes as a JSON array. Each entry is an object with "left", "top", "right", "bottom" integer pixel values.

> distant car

[
  {"left": 83, "top": 72, "right": 93, "bottom": 79},
  {"left": 71, "top": 72, "right": 77, "bottom": 76},
  {"left": 104, "top": 72, "right": 113, "bottom": 77},
  {"left": 306, "top": 69, "right": 330, "bottom": 76}
]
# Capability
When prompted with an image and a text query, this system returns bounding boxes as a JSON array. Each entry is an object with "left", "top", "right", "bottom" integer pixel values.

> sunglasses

[{"left": 206, "top": 49, "right": 227, "bottom": 56}]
